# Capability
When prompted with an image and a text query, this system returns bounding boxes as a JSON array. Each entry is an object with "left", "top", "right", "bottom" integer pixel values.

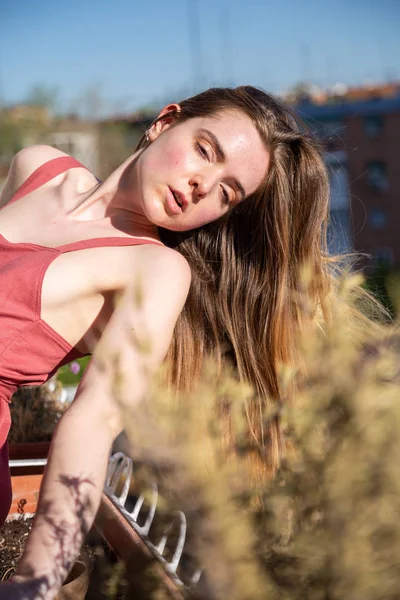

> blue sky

[{"left": 1, "top": 0, "right": 399, "bottom": 114}]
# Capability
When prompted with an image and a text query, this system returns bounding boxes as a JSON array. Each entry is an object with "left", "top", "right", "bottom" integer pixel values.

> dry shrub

[
  {"left": 104, "top": 273, "right": 400, "bottom": 599},
  {"left": 9, "top": 380, "right": 66, "bottom": 443}
]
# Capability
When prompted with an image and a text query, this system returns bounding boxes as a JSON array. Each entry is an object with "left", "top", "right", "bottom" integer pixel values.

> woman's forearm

[
  {"left": 14, "top": 396, "right": 115, "bottom": 598},
  {"left": 10, "top": 274, "right": 181, "bottom": 598}
]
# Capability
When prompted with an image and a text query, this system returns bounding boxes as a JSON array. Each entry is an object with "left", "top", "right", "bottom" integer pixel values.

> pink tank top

[{"left": 0, "top": 156, "right": 163, "bottom": 445}]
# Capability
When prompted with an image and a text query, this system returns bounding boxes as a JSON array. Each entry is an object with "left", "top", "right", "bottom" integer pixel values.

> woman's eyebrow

[
  {"left": 199, "top": 128, "right": 226, "bottom": 161},
  {"left": 199, "top": 128, "right": 246, "bottom": 201}
]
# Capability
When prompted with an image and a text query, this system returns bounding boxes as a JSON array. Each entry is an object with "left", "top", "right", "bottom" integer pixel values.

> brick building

[{"left": 300, "top": 91, "right": 400, "bottom": 269}]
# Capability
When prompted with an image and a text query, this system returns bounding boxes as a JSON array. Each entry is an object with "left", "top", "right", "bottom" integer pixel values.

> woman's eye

[
  {"left": 221, "top": 186, "right": 230, "bottom": 205},
  {"left": 196, "top": 142, "right": 209, "bottom": 160}
]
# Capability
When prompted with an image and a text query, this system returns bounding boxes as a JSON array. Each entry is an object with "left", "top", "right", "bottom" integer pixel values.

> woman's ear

[{"left": 148, "top": 103, "right": 181, "bottom": 141}]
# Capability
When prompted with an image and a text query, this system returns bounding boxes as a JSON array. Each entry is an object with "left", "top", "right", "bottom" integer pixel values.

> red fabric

[
  {"left": 7, "top": 156, "right": 89, "bottom": 206},
  {"left": 0, "top": 440, "right": 11, "bottom": 526},
  {"left": 0, "top": 156, "right": 163, "bottom": 524}
]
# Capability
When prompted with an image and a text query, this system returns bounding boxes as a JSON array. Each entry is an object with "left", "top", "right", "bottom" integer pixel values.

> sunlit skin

[{"left": 115, "top": 106, "right": 270, "bottom": 233}]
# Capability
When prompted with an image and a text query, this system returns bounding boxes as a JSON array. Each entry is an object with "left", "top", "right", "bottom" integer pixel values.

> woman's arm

[{"left": 7, "top": 249, "right": 191, "bottom": 599}]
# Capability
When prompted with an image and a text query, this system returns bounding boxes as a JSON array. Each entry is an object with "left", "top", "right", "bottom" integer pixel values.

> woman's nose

[{"left": 189, "top": 168, "right": 220, "bottom": 200}]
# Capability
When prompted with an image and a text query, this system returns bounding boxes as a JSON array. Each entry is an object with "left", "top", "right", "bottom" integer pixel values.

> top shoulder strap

[{"left": 8, "top": 156, "right": 89, "bottom": 206}]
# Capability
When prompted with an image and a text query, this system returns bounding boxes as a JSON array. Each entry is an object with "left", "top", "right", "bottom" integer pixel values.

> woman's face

[{"left": 131, "top": 107, "right": 270, "bottom": 231}]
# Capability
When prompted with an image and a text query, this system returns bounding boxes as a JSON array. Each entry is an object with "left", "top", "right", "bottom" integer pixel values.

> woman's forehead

[
  {"left": 188, "top": 109, "right": 253, "bottom": 131},
  {"left": 191, "top": 112, "right": 270, "bottom": 195}
]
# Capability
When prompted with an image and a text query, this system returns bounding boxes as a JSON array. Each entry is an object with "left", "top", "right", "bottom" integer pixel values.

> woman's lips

[{"left": 166, "top": 187, "right": 183, "bottom": 215}]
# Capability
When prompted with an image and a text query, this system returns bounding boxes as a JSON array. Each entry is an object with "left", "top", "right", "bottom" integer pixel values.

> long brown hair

[{"left": 137, "top": 86, "right": 331, "bottom": 476}]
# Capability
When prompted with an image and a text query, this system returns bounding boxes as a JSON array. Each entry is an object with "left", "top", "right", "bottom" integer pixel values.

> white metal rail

[{"left": 105, "top": 452, "right": 201, "bottom": 589}]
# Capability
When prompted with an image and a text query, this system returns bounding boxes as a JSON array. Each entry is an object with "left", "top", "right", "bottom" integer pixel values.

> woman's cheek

[
  {"left": 163, "top": 146, "right": 191, "bottom": 171},
  {"left": 192, "top": 206, "right": 224, "bottom": 229},
  {"left": 147, "top": 137, "right": 189, "bottom": 172}
]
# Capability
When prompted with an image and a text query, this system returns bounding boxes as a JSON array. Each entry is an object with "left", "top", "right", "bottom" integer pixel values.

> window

[
  {"left": 367, "top": 161, "right": 389, "bottom": 193},
  {"left": 316, "top": 120, "right": 346, "bottom": 140},
  {"left": 364, "top": 115, "right": 383, "bottom": 138},
  {"left": 326, "top": 157, "right": 352, "bottom": 255},
  {"left": 373, "top": 247, "right": 394, "bottom": 267},
  {"left": 369, "top": 207, "right": 388, "bottom": 229},
  {"left": 328, "top": 162, "right": 350, "bottom": 211}
]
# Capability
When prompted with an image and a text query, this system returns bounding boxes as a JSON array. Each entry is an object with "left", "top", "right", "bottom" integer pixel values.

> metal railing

[
  {"left": 9, "top": 458, "right": 47, "bottom": 468},
  {"left": 104, "top": 452, "right": 201, "bottom": 589}
]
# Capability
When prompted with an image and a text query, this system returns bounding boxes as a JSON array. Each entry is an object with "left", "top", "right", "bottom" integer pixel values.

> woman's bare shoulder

[
  {"left": 133, "top": 244, "right": 191, "bottom": 280},
  {"left": 56, "top": 242, "right": 191, "bottom": 302},
  {"left": 138, "top": 243, "right": 191, "bottom": 299},
  {"left": 98, "top": 243, "right": 191, "bottom": 296},
  {"left": 0, "top": 145, "right": 70, "bottom": 208}
]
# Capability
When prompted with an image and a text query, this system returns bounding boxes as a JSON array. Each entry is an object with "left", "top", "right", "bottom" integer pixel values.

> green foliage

[
  {"left": 57, "top": 356, "right": 90, "bottom": 386},
  {"left": 364, "top": 266, "right": 398, "bottom": 319},
  {"left": 0, "top": 117, "right": 24, "bottom": 159}
]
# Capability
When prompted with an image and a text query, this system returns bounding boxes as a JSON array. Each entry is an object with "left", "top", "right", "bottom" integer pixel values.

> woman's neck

[{"left": 67, "top": 151, "right": 158, "bottom": 238}]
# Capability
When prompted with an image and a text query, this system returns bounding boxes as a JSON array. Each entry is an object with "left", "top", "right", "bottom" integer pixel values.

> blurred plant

[
  {"left": 9, "top": 379, "right": 66, "bottom": 444},
  {"left": 97, "top": 122, "right": 134, "bottom": 179},
  {"left": 25, "top": 84, "right": 60, "bottom": 114},
  {"left": 0, "top": 117, "right": 24, "bottom": 160},
  {"left": 73, "top": 83, "right": 105, "bottom": 121},
  {"left": 105, "top": 272, "right": 400, "bottom": 599},
  {"left": 364, "top": 265, "right": 398, "bottom": 319},
  {"left": 386, "top": 269, "right": 400, "bottom": 317},
  {"left": 0, "top": 105, "right": 54, "bottom": 162}
]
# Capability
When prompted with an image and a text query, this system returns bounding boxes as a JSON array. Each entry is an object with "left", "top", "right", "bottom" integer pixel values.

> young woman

[{"left": 0, "top": 86, "right": 330, "bottom": 598}]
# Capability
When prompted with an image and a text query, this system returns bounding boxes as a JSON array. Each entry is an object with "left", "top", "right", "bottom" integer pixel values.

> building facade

[{"left": 300, "top": 92, "right": 400, "bottom": 269}]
